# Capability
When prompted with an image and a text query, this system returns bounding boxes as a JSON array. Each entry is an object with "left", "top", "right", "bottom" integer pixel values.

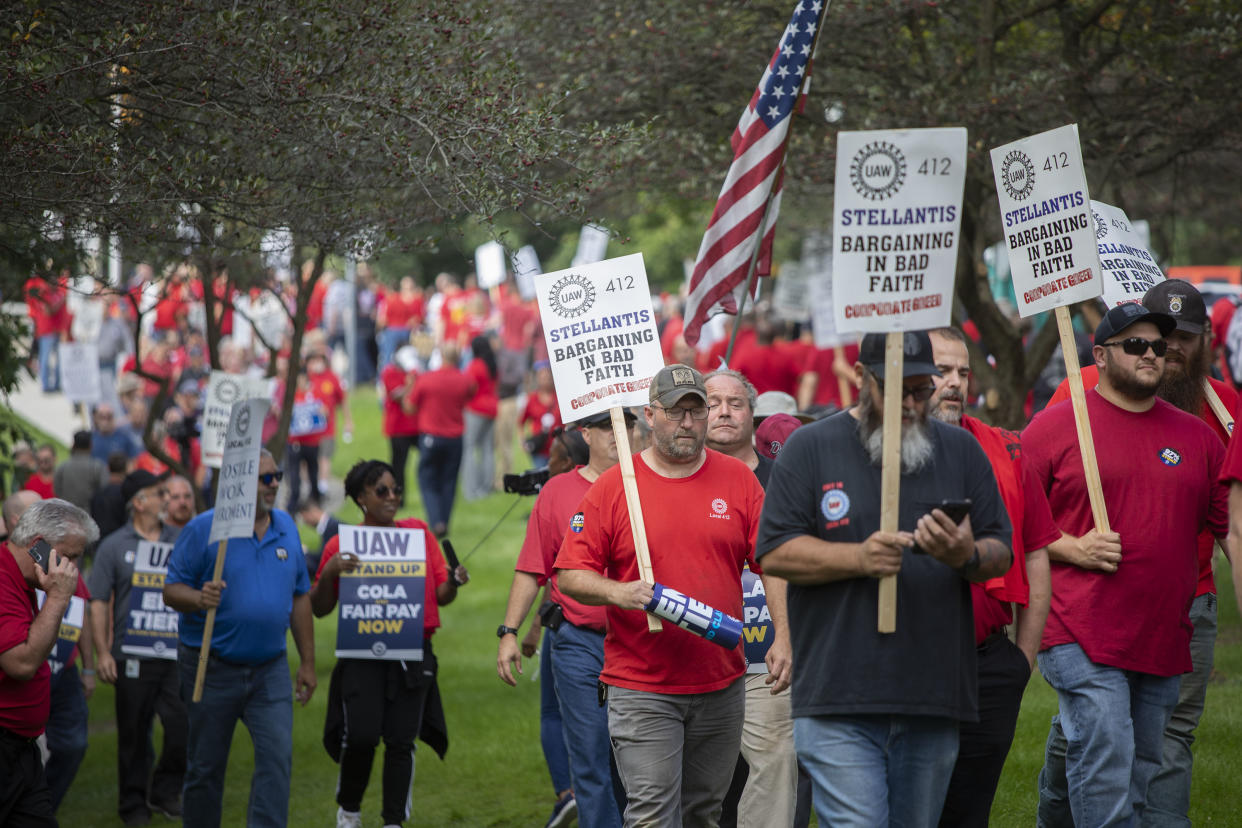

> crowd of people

[{"left": 2, "top": 264, "right": 1240, "bottom": 828}]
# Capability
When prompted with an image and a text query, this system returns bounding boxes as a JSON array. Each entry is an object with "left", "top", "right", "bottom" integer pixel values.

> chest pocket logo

[
  {"left": 821, "top": 490, "right": 851, "bottom": 522},
  {"left": 1159, "top": 448, "right": 1181, "bottom": 466}
]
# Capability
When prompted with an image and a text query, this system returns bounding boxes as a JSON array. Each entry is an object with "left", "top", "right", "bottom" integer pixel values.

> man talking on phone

[
  {"left": 1, "top": 498, "right": 99, "bottom": 825},
  {"left": 756, "top": 331, "right": 1013, "bottom": 828}
]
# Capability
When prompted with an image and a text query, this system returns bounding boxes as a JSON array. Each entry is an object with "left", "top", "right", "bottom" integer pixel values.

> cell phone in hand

[
  {"left": 937, "top": 499, "right": 973, "bottom": 524},
  {"left": 28, "top": 538, "right": 53, "bottom": 574}
]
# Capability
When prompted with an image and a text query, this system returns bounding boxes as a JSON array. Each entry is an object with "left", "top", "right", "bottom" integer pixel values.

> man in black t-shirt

[{"left": 756, "top": 330, "right": 1013, "bottom": 828}]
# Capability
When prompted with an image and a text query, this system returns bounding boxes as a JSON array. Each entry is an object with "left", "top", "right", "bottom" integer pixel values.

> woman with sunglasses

[{"left": 310, "top": 459, "right": 469, "bottom": 828}]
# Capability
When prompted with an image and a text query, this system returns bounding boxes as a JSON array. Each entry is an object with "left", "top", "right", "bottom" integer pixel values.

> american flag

[{"left": 683, "top": 0, "right": 826, "bottom": 347}]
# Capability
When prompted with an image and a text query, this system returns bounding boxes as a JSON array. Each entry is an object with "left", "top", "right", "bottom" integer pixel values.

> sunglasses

[
  {"left": 1100, "top": 337, "right": 1168, "bottom": 357},
  {"left": 258, "top": 471, "right": 284, "bottom": 486},
  {"left": 871, "top": 373, "right": 937, "bottom": 402},
  {"left": 373, "top": 484, "right": 404, "bottom": 499}
]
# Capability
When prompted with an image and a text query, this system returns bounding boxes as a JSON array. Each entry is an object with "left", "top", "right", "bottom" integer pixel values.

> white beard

[{"left": 861, "top": 417, "right": 935, "bottom": 474}]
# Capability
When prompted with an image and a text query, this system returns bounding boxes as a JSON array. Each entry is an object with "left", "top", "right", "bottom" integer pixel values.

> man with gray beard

[{"left": 756, "top": 330, "right": 1013, "bottom": 828}]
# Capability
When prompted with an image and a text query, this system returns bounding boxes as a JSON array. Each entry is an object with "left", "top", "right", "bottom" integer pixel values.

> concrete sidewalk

[{"left": 4, "top": 370, "right": 86, "bottom": 447}]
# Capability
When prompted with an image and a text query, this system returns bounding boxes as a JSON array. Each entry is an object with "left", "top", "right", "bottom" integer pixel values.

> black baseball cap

[
  {"left": 859, "top": 331, "right": 938, "bottom": 379},
  {"left": 122, "top": 470, "right": 166, "bottom": 506},
  {"left": 576, "top": 409, "right": 637, "bottom": 428},
  {"left": 1093, "top": 302, "right": 1176, "bottom": 344},
  {"left": 1143, "top": 279, "right": 1206, "bottom": 334}
]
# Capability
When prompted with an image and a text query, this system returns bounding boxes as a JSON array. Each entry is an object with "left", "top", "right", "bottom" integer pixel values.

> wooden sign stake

[
  {"left": 1202, "top": 378, "right": 1234, "bottom": 435},
  {"left": 877, "top": 333, "right": 903, "bottom": 633},
  {"left": 611, "top": 406, "right": 662, "bottom": 632},
  {"left": 192, "top": 538, "right": 229, "bottom": 701},
  {"left": 1054, "top": 306, "right": 1110, "bottom": 532}
]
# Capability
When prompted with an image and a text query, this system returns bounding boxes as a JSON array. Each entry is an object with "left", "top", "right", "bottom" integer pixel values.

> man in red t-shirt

[
  {"left": 1024, "top": 304, "right": 1228, "bottom": 826},
  {"left": 927, "top": 327, "right": 1059, "bottom": 827},
  {"left": 22, "top": 445, "right": 58, "bottom": 500},
  {"left": 25, "top": 273, "right": 71, "bottom": 393},
  {"left": 380, "top": 347, "right": 420, "bottom": 504},
  {"left": 497, "top": 409, "right": 636, "bottom": 828},
  {"left": 408, "top": 343, "right": 475, "bottom": 537},
  {"left": 557, "top": 365, "right": 765, "bottom": 827},
  {"left": 1044, "top": 281, "right": 1235, "bottom": 825},
  {"left": 1, "top": 498, "right": 95, "bottom": 824}
]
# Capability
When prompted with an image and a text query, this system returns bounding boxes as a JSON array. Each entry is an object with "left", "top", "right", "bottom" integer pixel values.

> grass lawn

[{"left": 54, "top": 386, "right": 1242, "bottom": 826}]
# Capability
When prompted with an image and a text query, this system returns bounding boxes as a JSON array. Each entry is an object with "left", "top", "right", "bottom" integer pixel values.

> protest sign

[
  {"left": 209, "top": 398, "right": 269, "bottom": 545},
  {"left": 511, "top": 245, "right": 541, "bottom": 301},
  {"left": 475, "top": 240, "right": 508, "bottom": 290},
  {"left": 335, "top": 525, "right": 427, "bottom": 661},
  {"left": 741, "top": 568, "right": 773, "bottom": 673},
  {"left": 536, "top": 253, "right": 666, "bottom": 631},
  {"left": 991, "top": 124, "right": 1108, "bottom": 533},
  {"left": 120, "top": 541, "right": 179, "bottom": 660},
  {"left": 772, "top": 262, "right": 811, "bottom": 323},
  {"left": 991, "top": 124, "right": 1101, "bottom": 316},
  {"left": 535, "top": 253, "right": 664, "bottom": 423},
  {"left": 201, "top": 371, "right": 271, "bottom": 468},
  {"left": 36, "top": 590, "right": 85, "bottom": 675},
  {"left": 832, "top": 127, "right": 967, "bottom": 632},
  {"left": 1091, "top": 201, "right": 1163, "bottom": 308},
  {"left": 572, "top": 224, "right": 610, "bottom": 267},
  {"left": 832, "top": 127, "right": 966, "bottom": 334},
  {"left": 58, "top": 342, "right": 101, "bottom": 406}
]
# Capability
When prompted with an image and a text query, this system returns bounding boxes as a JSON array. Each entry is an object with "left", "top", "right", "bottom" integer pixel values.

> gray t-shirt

[
  {"left": 86, "top": 521, "right": 183, "bottom": 661},
  {"left": 756, "top": 410, "right": 1011, "bottom": 723}
]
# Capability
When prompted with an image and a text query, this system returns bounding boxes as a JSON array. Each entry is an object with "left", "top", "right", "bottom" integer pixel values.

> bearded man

[
  {"left": 1026, "top": 303, "right": 1228, "bottom": 826},
  {"left": 1041, "top": 281, "right": 1235, "bottom": 826},
  {"left": 756, "top": 330, "right": 1013, "bottom": 828}
]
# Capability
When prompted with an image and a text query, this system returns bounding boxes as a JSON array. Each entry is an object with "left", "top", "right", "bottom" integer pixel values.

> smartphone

[
  {"left": 28, "top": 538, "right": 53, "bottom": 574},
  {"left": 937, "top": 499, "right": 973, "bottom": 524}
]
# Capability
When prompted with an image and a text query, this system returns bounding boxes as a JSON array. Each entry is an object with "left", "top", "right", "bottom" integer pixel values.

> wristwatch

[{"left": 496, "top": 624, "right": 519, "bottom": 638}]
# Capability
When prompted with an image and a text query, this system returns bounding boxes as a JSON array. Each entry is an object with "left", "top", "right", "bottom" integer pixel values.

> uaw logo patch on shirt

[
  {"left": 709, "top": 498, "right": 731, "bottom": 520},
  {"left": 570, "top": 512, "right": 585, "bottom": 533},
  {"left": 1159, "top": 447, "right": 1181, "bottom": 466},
  {"left": 821, "top": 489, "right": 850, "bottom": 522}
]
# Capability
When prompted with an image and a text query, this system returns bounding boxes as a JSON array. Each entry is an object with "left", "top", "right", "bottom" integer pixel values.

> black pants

[
  {"left": 390, "top": 435, "right": 417, "bottom": 505},
  {"left": 285, "top": 442, "right": 320, "bottom": 509},
  {"left": 115, "top": 659, "right": 188, "bottom": 819},
  {"left": 0, "top": 728, "right": 56, "bottom": 827},
  {"left": 333, "top": 644, "right": 437, "bottom": 826},
  {"left": 939, "top": 633, "right": 1032, "bottom": 827}
]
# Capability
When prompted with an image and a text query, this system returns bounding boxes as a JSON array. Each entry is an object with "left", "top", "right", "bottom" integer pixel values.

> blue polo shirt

[{"left": 167, "top": 508, "right": 309, "bottom": 664}]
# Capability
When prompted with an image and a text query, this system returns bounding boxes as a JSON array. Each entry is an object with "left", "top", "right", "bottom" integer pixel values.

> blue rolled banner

[{"left": 644, "top": 582, "right": 742, "bottom": 650}]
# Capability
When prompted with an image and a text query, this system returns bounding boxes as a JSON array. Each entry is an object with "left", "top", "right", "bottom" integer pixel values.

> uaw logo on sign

[
  {"left": 1159, "top": 447, "right": 1182, "bottom": 466},
  {"left": 1000, "top": 150, "right": 1035, "bottom": 201},
  {"left": 850, "top": 140, "right": 907, "bottom": 201},
  {"left": 236, "top": 403, "right": 252, "bottom": 436},
  {"left": 548, "top": 273, "right": 596, "bottom": 319}
]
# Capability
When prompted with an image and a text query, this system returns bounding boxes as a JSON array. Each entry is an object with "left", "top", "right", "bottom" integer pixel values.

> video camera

[{"left": 503, "top": 468, "right": 550, "bottom": 496}]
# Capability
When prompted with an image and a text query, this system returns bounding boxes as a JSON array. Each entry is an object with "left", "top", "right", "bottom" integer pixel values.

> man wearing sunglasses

[
  {"left": 755, "top": 330, "right": 1014, "bottom": 828},
  {"left": 1024, "top": 302, "right": 1229, "bottom": 826},
  {"left": 557, "top": 364, "right": 766, "bottom": 827},
  {"left": 88, "top": 470, "right": 187, "bottom": 825},
  {"left": 164, "top": 450, "right": 317, "bottom": 828}
]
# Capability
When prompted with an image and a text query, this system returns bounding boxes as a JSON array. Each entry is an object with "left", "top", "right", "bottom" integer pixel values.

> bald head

[{"left": 2, "top": 491, "right": 40, "bottom": 535}]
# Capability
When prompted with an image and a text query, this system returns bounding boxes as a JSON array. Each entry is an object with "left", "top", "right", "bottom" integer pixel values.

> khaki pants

[
  {"left": 739, "top": 673, "right": 798, "bottom": 828},
  {"left": 493, "top": 396, "right": 519, "bottom": 490}
]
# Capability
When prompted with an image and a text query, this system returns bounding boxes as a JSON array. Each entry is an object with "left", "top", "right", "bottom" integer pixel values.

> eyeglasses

[
  {"left": 1100, "top": 337, "right": 1168, "bottom": 357},
  {"left": 652, "top": 403, "right": 709, "bottom": 421},
  {"left": 372, "top": 484, "right": 404, "bottom": 499},
  {"left": 258, "top": 471, "right": 284, "bottom": 486},
  {"left": 871, "top": 374, "right": 936, "bottom": 402}
]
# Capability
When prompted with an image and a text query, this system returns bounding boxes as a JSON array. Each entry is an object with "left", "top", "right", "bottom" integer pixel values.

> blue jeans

[
  {"left": 1036, "top": 643, "right": 1181, "bottom": 828},
  {"left": 1145, "top": 592, "right": 1216, "bottom": 827},
  {"left": 178, "top": 647, "right": 293, "bottom": 828},
  {"left": 794, "top": 714, "right": 959, "bottom": 828},
  {"left": 551, "top": 623, "right": 625, "bottom": 828},
  {"left": 377, "top": 327, "right": 410, "bottom": 371},
  {"left": 38, "top": 333, "right": 60, "bottom": 392},
  {"left": 539, "top": 627, "right": 572, "bottom": 797},
  {"left": 45, "top": 664, "right": 88, "bottom": 813},
  {"left": 416, "top": 435, "right": 462, "bottom": 532}
]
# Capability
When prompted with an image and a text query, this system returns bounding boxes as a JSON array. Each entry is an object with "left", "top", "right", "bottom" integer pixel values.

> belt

[
  {"left": 0, "top": 725, "right": 40, "bottom": 745},
  {"left": 182, "top": 644, "right": 281, "bottom": 670},
  {"left": 568, "top": 620, "right": 607, "bottom": 636}
]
